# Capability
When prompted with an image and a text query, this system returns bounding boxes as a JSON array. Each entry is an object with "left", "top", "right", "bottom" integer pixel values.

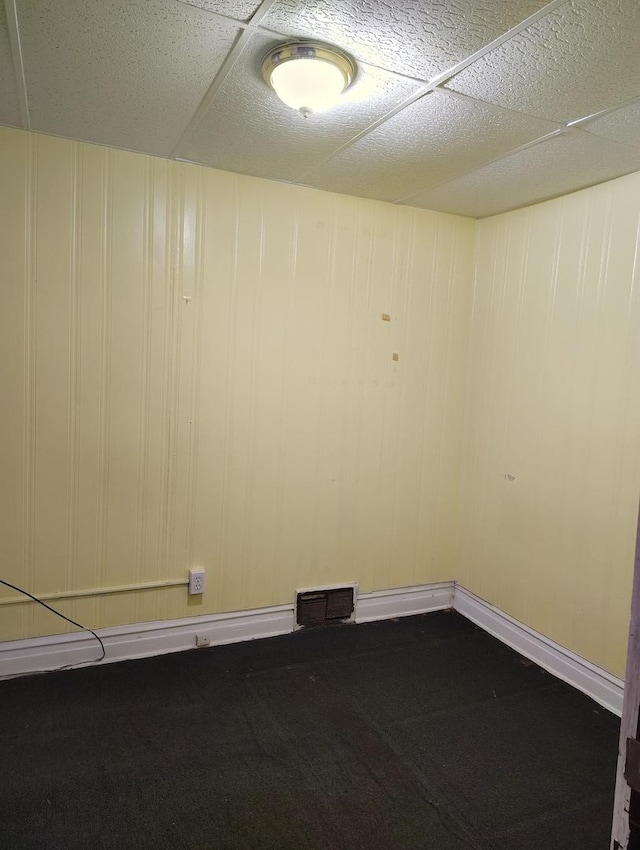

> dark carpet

[{"left": 0, "top": 611, "right": 619, "bottom": 850}]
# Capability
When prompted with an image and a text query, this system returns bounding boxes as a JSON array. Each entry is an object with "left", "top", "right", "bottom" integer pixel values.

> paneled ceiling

[{"left": 1, "top": 0, "right": 639, "bottom": 218}]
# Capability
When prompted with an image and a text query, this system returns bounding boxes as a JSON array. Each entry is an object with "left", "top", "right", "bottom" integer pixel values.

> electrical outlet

[
  {"left": 195, "top": 634, "right": 210, "bottom": 648},
  {"left": 188, "top": 568, "right": 206, "bottom": 595}
]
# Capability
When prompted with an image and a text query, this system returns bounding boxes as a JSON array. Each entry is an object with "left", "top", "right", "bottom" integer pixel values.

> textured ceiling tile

[
  {"left": 580, "top": 100, "right": 640, "bottom": 149},
  {"left": 17, "top": 0, "right": 241, "bottom": 156},
  {"left": 0, "top": 5, "right": 21, "bottom": 126},
  {"left": 303, "top": 90, "right": 561, "bottom": 202},
  {"left": 404, "top": 132, "right": 640, "bottom": 218},
  {"left": 175, "top": 0, "right": 262, "bottom": 21},
  {"left": 181, "top": 33, "right": 422, "bottom": 180},
  {"left": 261, "top": 0, "right": 552, "bottom": 81},
  {"left": 447, "top": 0, "right": 640, "bottom": 124}
]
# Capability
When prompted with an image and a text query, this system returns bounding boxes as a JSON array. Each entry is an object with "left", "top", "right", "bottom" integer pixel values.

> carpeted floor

[{"left": 0, "top": 611, "right": 619, "bottom": 849}]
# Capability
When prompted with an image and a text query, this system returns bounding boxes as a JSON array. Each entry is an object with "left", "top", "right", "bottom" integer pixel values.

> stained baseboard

[
  {"left": 0, "top": 580, "right": 625, "bottom": 717},
  {"left": 453, "top": 585, "right": 624, "bottom": 716}
]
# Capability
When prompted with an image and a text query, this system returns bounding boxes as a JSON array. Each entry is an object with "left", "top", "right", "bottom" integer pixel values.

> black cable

[{"left": 0, "top": 579, "right": 106, "bottom": 663}]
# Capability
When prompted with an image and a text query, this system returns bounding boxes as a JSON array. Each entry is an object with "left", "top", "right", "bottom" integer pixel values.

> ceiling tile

[
  {"left": 446, "top": 0, "right": 640, "bottom": 124},
  {"left": 175, "top": 0, "right": 262, "bottom": 22},
  {"left": 180, "top": 32, "right": 422, "bottom": 181},
  {"left": 580, "top": 100, "right": 640, "bottom": 149},
  {"left": 260, "top": 0, "right": 552, "bottom": 81},
  {"left": 302, "top": 90, "right": 561, "bottom": 202},
  {"left": 404, "top": 132, "right": 640, "bottom": 218},
  {"left": 0, "top": 5, "right": 21, "bottom": 126},
  {"left": 17, "top": 0, "right": 241, "bottom": 156}
]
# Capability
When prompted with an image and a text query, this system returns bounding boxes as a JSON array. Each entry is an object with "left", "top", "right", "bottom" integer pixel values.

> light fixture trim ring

[{"left": 261, "top": 41, "right": 357, "bottom": 99}]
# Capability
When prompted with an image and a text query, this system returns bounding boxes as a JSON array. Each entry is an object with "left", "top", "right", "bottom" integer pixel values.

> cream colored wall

[
  {"left": 0, "top": 126, "right": 474, "bottom": 641},
  {"left": 456, "top": 173, "right": 640, "bottom": 678},
  {"left": 3, "top": 124, "right": 638, "bottom": 678}
]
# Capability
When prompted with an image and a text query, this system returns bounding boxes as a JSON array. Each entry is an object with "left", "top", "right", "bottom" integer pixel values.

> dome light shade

[{"left": 262, "top": 42, "right": 356, "bottom": 117}]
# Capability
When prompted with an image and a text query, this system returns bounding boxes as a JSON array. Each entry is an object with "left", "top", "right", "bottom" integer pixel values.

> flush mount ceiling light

[{"left": 262, "top": 42, "right": 357, "bottom": 118}]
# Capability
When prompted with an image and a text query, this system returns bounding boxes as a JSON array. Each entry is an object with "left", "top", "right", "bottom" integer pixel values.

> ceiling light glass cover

[{"left": 262, "top": 42, "right": 356, "bottom": 118}]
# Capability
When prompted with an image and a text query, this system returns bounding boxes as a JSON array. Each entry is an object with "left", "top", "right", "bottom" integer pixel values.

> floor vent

[{"left": 296, "top": 587, "right": 354, "bottom": 628}]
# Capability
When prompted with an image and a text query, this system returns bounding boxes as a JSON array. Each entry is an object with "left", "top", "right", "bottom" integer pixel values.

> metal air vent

[{"left": 296, "top": 586, "right": 355, "bottom": 628}]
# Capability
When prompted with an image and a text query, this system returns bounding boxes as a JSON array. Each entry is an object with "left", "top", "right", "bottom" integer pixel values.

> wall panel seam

[
  {"left": 22, "top": 131, "right": 37, "bottom": 638},
  {"left": 64, "top": 141, "right": 82, "bottom": 620},
  {"left": 96, "top": 147, "right": 113, "bottom": 626},
  {"left": 184, "top": 172, "right": 206, "bottom": 575}
]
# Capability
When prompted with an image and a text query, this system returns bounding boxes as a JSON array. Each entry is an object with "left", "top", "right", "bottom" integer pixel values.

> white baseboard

[
  {"left": 0, "top": 580, "right": 625, "bottom": 718},
  {"left": 355, "top": 581, "right": 454, "bottom": 623},
  {"left": 453, "top": 585, "right": 624, "bottom": 716},
  {"left": 0, "top": 581, "right": 453, "bottom": 680},
  {"left": 0, "top": 604, "right": 295, "bottom": 679}
]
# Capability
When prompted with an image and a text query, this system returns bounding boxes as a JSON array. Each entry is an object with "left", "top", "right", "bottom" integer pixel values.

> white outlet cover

[{"left": 188, "top": 568, "right": 206, "bottom": 595}]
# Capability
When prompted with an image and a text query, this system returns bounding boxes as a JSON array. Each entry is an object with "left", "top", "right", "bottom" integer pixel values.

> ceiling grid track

[
  {"left": 169, "top": 28, "right": 255, "bottom": 160},
  {"left": 170, "top": 0, "right": 281, "bottom": 160},
  {"left": 293, "top": 0, "right": 571, "bottom": 183},
  {"left": 3, "top": 0, "right": 639, "bottom": 218},
  {"left": 568, "top": 94, "right": 640, "bottom": 130},
  {"left": 394, "top": 129, "right": 565, "bottom": 206},
  {"left": 388, "top": 90, "right": 640, "bottom": 210}
]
